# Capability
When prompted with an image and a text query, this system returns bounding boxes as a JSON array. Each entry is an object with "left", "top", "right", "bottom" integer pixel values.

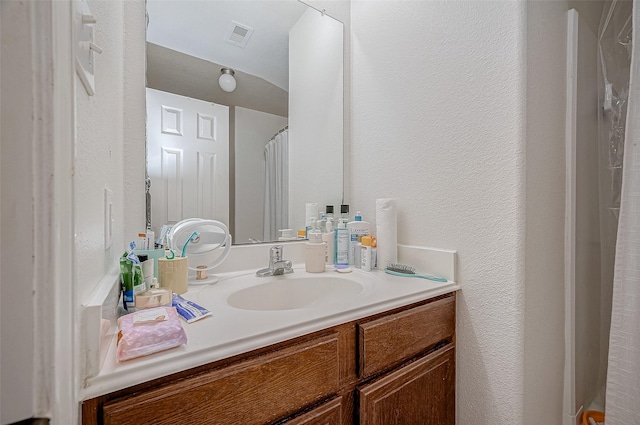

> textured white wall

[
  {"left": 352, "top": 1, "right": 528, "bottom": 423},
  {"left": 75, "top": 0, "right": 146, "bottom": 305},
  {"left": 234, "top": 107, "right": 288, "bottom": 243},
  {"left": 75, "top": 0, "right": 125, "bottom": 305},
  {"left": 289, "top": 8, "right": 344, "bottom": 232}
]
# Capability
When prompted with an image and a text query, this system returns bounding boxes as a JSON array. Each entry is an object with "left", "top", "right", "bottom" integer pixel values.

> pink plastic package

[{"left": 116, "top": 306, "right": 187, "bottom": 361}]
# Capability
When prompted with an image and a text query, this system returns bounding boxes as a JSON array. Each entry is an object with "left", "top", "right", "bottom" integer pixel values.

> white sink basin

[
  {"left": 194, "top": 270, "right": 378, "bottom": 311},
  {"left": 227, "top": 276, "right": 363, "bottom": 311}
]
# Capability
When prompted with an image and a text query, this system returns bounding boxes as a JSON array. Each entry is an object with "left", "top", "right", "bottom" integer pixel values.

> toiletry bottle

[
  {"left": 321, "top": 205, "right": 336, "bottom": 264},
  {"left": 340, "top": 204, "right": 350, "bottom": 222},
  {"left": 324, "top": 205, "right": 335, "bottom": 234},
  {"left": 347, "top": 211, "right": 370, "bottom": 265},
  {"left": 146, "top": 228, "right": 155, "bottom": 250},
  {"left": 305, "top": 203, "right": 319, "bottom": 238},
  {"left": 305, "top": 231, "right": 326, "bottom": 273},
  {"left": 318, "top": 212, "right": 327, "bottom": 234},
  {"left": 354, "top": 235, "right": 363, "bottom": 268},
  {"left": 371, "top": 237, "right": 378, "bottom": 269},
  {"left": 325, "top": 205, "right": 335, "bottom": 224},
  {"left": 322, "top": 212, "right": 335, "bottom": 265},
  {"left": 361, "top": 234, "right": 372, "bottom": 271},
  {"left": 335, "top": 220, "right": 349, "bottom": 266},
  {"left": 308, "top": 217, "right": 320, "bottom": 237}
]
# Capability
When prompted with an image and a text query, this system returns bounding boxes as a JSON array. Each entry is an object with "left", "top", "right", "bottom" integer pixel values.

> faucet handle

[{"left": 269, "top": 245, "right": 283, "bottom": 263}]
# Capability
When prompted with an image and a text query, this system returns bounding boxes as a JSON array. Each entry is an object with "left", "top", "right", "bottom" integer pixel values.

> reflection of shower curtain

[
  {"left": 263, "top": 129, "right": 289, "bottom": 241},
  {"left": 605, "top": 1, "right": 640, "bottom": 423}
]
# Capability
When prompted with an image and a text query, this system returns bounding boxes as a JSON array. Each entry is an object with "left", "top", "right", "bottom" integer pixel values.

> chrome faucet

[{"left": 256, "top": 245, "right": 293, "bottom": 276}]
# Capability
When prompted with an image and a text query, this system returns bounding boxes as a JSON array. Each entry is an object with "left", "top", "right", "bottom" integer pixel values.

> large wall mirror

[{"left": 145, "top": 0, "right": 344, "bottom": 245}]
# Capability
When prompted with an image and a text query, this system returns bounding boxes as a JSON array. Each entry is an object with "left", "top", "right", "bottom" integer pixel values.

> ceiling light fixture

[{"left": 218, "top": 68, "right": 236, "bottom": 93}]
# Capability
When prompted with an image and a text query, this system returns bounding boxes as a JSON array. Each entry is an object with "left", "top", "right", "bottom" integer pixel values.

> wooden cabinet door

[
  {"left": 358, "top": 345, "right": 455, "bottom": 425},
  {"left": 102, "top": 333, "right": 340, "bottom": 425},
  {"left": 283, "top": 397, "right": 343, "bottom": 425}
]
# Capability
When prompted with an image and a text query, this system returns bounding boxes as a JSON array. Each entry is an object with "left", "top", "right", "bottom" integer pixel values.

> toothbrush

[
  {"left": 384, "top": 263, "right": 448, "bottom": 282},
  {"left": 181, "top": 231, "right": 200, "bottom": 258}
]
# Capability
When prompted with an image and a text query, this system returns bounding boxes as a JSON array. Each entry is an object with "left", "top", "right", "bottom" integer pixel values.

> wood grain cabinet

[
  {"left": 83, "top": 293, "right": 455, "bottom": 425},
  {"left": 283, "top": 397, "right": 343, "bottom": 425},
  {"left": 358, "top": 346, "right": 455, "bottom": 425}
]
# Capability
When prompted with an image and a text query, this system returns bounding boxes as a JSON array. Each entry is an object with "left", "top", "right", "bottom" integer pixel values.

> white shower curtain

[
  {"left": 263, "top": 129, "right": 289, "bottom": 241},
  {"left": 605, "top": 1, "right": 640, "bottom": 423}
]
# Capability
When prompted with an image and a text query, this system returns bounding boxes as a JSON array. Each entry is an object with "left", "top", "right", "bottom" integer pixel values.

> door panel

[{"left": 146, "top": 88, "right": 229, "bottom": 232}]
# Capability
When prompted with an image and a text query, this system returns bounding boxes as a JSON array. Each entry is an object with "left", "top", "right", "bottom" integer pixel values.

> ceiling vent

[{"left": 224, "top": 21, "right": 253, "bottom": 48}]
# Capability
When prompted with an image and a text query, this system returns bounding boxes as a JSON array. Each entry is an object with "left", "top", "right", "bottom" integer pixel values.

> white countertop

[{"left": 82, "top": 256, "right": 458, "bottom": 400}]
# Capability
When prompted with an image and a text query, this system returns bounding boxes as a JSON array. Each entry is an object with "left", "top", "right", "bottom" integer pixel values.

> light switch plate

[{"left": 104, "top": 188, "right": 113, "bottom": 249}]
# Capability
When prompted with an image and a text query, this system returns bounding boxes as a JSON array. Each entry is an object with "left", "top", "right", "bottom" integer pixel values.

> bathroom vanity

[
  {"left": 82, "top": 293, "right": 455, "bottom": 424},
  {"left": 80, "top": 245, "right": 458, "bottom": 424}
]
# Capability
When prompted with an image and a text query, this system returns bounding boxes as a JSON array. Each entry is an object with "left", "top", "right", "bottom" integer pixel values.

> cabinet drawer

[
  {"left": 358, "top": 344, "right": 455, "bottom": 425},
  {"left": 358, "top": 296, "right": 454, "bottom": 377},
  {"left": 103, "top": 333, "right": 340, "bottom": 425}
]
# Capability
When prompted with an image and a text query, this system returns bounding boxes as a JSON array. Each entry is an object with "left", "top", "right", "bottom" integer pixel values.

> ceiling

[{"left": 146, "top": 0, "right": 309, "bottom": 91}]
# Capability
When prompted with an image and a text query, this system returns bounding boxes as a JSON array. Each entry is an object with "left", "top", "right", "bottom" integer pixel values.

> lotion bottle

[
  {"left": 305, "top": 231, "right": 326, "bottom": 273},
  {"left": 347, "top": 211, "right": 370, "bottom": 266},
  {"left": 361, "top": 234, "right": 372, "bottom": 271}
]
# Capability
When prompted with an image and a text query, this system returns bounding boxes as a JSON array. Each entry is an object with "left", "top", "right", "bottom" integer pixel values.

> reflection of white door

[{"left": 146, "top": 88, "right": 229, "bottom": 233}]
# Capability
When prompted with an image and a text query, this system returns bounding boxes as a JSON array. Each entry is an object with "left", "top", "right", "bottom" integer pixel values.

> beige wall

[
  {"left": 147, "top": 43, "right": 288, "bottom": 117},
  {"left": 524, "top": 1, "right": 569, "bottom": 423}
]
